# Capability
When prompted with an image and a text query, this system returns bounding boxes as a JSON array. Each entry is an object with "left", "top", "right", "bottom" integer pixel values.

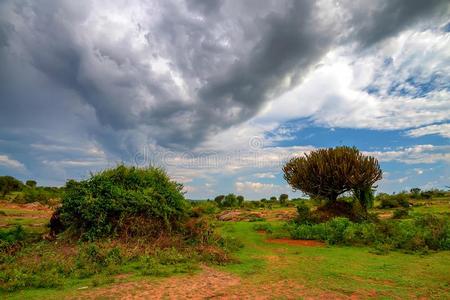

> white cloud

[
  {"left": 406, "top": 123, "right": 450, "bottom": 138},
  {"left": 257, "top": 29, "right": 450, "bottom": 131},
  {"left": 366, "top": 145, "right": 450, "bottom": 164},
  {"left": 254, "top": 172, "right": 276, "bottom": 179},
  {"left": 235, "top": 181, "right": 274, "bottom": 193},
  {"left": 0, "top": 154, "right": 26, "bottom": 171},
  {"left": 42, "top": 159, "right": 109, "bottom": 168}
]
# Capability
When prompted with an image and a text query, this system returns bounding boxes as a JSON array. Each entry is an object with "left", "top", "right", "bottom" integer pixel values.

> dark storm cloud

[
  {"left": 347, "top": 0, "right": 450, "bottom": 47},
  {"left": 0, "top": 0, "right": 448, "bottom": 183}
]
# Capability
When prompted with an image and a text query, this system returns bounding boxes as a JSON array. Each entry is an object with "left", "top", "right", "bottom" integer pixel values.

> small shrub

[
  {"left": 0, "top": 226, "right": 26, "bottom": 253},
  {"left": 249, "top": 216, "right": 266, "bottom": 222},
  {"left": 253, "top": 223, "right": 273, "bottom": 233},
  {"left": 295, "top": 202, "right": 313, "bottom": 224},
  {"left": 393, "top": 209, "right": 409, "bottom": 219}
]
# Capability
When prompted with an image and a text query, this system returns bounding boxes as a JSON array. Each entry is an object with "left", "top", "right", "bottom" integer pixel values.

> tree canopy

[{"left": 283, "top": 146, "right": 382, "bottom": 209}]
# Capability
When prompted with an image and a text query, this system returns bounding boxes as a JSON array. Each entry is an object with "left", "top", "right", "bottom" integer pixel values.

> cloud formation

[{"left": 0, "top": 0, "right": 449, "bottom": 194}]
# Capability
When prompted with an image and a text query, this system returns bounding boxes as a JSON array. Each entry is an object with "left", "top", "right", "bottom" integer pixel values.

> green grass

[
  {"left": 2, "top": 199, "right": 450, "bottom": 299},
  {"left": 218, "top": 221, "right": 450, "bottom": 298}
]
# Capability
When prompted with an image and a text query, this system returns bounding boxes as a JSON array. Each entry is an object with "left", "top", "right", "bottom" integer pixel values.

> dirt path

[
  {"left": 265, "top": 238, "right": 325, "bottom": 247},
  {"left": 71, "top": 266, "right": 352, "bottom": 300}
]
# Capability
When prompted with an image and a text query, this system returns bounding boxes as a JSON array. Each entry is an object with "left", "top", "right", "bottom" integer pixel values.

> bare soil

[
  {"left": 217, "top": 208, "right": 296, "bottom": 222},
  {"left": 266, "top": 238, "right": 325, "bottom": 247},
  {"left": 71, "top": 265, "right": 351, "bottom": 299}
]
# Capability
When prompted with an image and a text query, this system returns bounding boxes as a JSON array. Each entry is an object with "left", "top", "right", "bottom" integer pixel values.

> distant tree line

[{"left": 0, "top": 175, "right": 63, "bottom": 205}]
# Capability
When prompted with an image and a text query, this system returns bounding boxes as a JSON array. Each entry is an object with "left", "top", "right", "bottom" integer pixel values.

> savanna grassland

[{"left": 1, "top": 190, "right": 450, "bottom": 299}]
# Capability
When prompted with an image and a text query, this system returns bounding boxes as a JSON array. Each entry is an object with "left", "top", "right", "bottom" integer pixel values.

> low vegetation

[{"left": 1, "top": 147, "right": 449, "bottom": 298}]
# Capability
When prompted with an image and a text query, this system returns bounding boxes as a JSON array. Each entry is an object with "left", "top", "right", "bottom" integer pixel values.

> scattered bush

[
  {"left": 378, "top": 193, "right": 410, "bottom": 209},
  {"left": 289, "top": 214, "right": 450, "bottom": 252}
]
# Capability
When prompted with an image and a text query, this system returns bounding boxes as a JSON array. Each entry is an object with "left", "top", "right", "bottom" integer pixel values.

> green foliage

[
  {"left": 214, "top": 195, "right": 225, "bottom": 206},
  {"left": 353, "top": 188, "right": 374, "bottom": 210},
  {"left": 221, "top": 193, "right": 238, "bottom": 207},
  {"left": 248, "top": 216, "right": 266, "bottom": 222},
  {"left": 252, "top": 223, "right": 273, "bottom": 233},
  {"left": 0, "top": 176, "right": 23, "bottom": 197},
  {"left": 0, "top": 226, "right": 26, "bottom": 252},
  {"left": 136, "top": 247, "right": 194, "bottom": 277},
  {"left": 279, "top": 193, "right": 289, "bottom": 205},
  {"left": 410, "top": 187, "right": 421, "bottom": 198},
  {"left": 295, "top": 201, "right": 313, "bottom": 225},
  {"left": 236, "top": 195, "right": 244, "bottom": 206},
  {"left": 283, "top": 146, "right": 382, "bottom": 209},
  {"left": 289, "top": 214, "right": 450, "bottom": 252},
  {"left": 393, "top": 208, "right": 409, "bottom": 219},
  {"left": 60, "top": 165, "right": 188, "bottom": 240},
  {"left": 25, "top": 180, "right": 37, "bottom": 188},
  {"left": 75, "top": 244, "right": 124, "bottom": 277},
  {"left": 190, "top": 201, "right": 219, "bottom": 217},
  {"left": 378, "top": 193, "right": 410, "bottom": 209}
]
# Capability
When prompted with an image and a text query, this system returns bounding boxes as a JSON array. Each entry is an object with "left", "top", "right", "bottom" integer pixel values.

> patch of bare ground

[
  {"left": 0, "top": 200, "right": 53, "bottom": 212},
  {"left": 217, "top": 208, "right": 296, "bottom": 222},
  {"left": 266, "top": 238, "right": 326, "bottom": 247},
  {"left": 71, "top": 266, "right": 354, "bottom": 300},
  {"left": 70, "top": 266, "right": 240, "bottom": 300},
  {"left": 377, "top": 211, "right": 393, "bottom": 219}
]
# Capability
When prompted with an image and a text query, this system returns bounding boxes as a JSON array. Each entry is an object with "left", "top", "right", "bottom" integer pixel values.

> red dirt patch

[
  {"left": 0, "top": 200, "right": 53, "bottom": 212},
  {"left": 266, "top": 238, "right": 325, "bottom": 247}
]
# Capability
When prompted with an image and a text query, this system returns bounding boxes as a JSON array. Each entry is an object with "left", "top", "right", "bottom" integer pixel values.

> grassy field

[
  {"left": 219, "top": 221, "right": 450, "bottom": 299},
  {"left": 1, "top": 198, "right": 450, "bottom": 299}
]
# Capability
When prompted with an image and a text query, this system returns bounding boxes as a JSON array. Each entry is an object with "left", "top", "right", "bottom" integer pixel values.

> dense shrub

[
  {"left": 189, "top": 201, "right": 219, "bottom": 217},
  {"left": 279, "top": 194, "right": 289, "bottom": 205},
  {"left": 378, "top": 193, "right": 410, "bottom": 209},
  {"left": 0, "top": 226, "right": 26, "bottom": 253},
  {"left": 214, "top": 195, "right": 225, "bottom": 206},
  {"left": 0, "top": 176, "right": 23, "bottom": 197},
  {"left": 295, "top": 202, "right": 313, "bottom": 224},
  {"left": 236, "top": 195, "right": 244, "bottom": 206},
  {"left": 60, "top": 165, "right": 189, "bottom": 240},
  {"left": 289, "top": 214, "right": 450, "bottom": 252},
  {"left": 222, "top": 193, "right": 238, "bottom": 207}
]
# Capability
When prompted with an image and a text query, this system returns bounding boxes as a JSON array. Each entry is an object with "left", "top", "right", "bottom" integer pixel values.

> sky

[{"left": 0, "top": 0, "right": 449, "bottom": 199}]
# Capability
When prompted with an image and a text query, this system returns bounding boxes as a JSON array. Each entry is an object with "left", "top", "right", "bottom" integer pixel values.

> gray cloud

[
  {"left": 346, "top": 0, "right": 450, "bottom": 47},
  {"left": 0, "top": 0, "right": 448, "bottom": 183}
]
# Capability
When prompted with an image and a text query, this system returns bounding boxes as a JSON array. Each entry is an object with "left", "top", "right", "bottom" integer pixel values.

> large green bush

[{"left": 59, "top": 165, "right": 189, "bottom": 240}]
